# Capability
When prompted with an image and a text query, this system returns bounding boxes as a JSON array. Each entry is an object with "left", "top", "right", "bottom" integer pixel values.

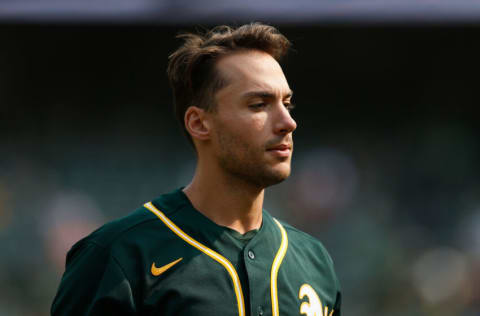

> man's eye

[
  {"left": 249, "top": 103, "right": 266, "bottom": 110},
  {"left": 284, "top": 102, "right": 295, "bottom": 111}
]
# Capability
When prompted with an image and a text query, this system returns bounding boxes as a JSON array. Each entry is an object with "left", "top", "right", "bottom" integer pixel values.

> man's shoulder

[
  {"left": 68, "top": 189, "right": 188, "bottom": 258},
  {"left": 64, "top": 206, "right": 159, "bottom": 261},
  {"left": 280, "top": 220, "right": 323, "bottom": 244},
  {"left": 85, "top": 206, "right": 161, "bottom": 247},
  {"left": 273, "top": 216, "right": 335, "bottom": 267}
]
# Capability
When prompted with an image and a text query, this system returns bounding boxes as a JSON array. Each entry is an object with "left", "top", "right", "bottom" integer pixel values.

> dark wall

[{"left": 3, "top": 25, "right": 479, "bottom": 130}]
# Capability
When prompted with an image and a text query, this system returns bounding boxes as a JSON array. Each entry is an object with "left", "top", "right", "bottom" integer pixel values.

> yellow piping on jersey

[
  {"left": 271, "top": 218, "right": 288, "bottom": 316},
  {"left": 144, "top": 202, "right": 245, "bottom": 316}
]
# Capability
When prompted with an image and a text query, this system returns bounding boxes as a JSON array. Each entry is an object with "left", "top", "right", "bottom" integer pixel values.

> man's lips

[
  {"left": 266, "top": 144, "right": 292, "bottom": 157},
  {"left": 267, "top": 144, "right": 291, "bottom": 151}
]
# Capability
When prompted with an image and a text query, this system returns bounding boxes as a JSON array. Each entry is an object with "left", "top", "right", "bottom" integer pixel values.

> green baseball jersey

[{"left": 52, "top": 188, "right": 341, "bottom": 316}]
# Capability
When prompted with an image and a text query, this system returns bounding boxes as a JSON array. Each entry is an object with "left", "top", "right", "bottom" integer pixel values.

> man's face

[{"left": 207, "top": 50, "right": 297, "bottom": 188}]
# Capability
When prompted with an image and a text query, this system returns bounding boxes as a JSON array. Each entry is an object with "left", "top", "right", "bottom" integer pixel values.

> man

[{"left": 52, "top": 23, "right": 341, "bottom": 316}]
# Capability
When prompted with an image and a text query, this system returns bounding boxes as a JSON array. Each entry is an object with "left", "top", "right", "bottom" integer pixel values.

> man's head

[{"left": 168, "top": 23, "right": 297, "bottom": 188}]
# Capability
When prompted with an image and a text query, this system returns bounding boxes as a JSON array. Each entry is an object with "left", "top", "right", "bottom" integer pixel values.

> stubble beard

[{"left": 216, "top": 130, "right": 291, "bottom": 189}]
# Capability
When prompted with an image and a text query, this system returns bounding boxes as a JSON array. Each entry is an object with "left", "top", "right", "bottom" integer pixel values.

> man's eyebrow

[{"left": 242, "top": 90, "right": 293, "bottom": 99}]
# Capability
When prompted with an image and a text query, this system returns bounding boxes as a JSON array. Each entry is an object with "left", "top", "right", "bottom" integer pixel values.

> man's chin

[{"left": 260, "top": 166, "right": 291, "bottom": 188}]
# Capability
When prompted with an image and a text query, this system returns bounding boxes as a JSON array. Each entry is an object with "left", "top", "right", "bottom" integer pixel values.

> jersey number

[{"left": 299, "top": 284, "right": 333, "bottom": 316}]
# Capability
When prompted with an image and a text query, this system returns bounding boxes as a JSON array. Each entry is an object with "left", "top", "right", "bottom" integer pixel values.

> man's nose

[{"left": 273, "top": 104, "right": 297, "bottom": 135}]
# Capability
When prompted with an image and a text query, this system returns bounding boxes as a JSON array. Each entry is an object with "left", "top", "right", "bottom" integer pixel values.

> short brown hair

[{"left": 167, "top": 22, "right": 291, "bottom": 146}]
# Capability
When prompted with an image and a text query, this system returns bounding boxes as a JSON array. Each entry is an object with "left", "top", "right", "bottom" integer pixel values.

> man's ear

[{"left": 184, "top": 106, "right": 211, "bottom": 141}]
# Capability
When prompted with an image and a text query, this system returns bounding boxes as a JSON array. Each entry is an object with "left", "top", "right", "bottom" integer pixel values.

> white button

[
  {"left": 248, "top": 250, "right": 255, "bottom": 260},
  {"left": 257, "top": 306, "right": 264, "bottom": 316}
]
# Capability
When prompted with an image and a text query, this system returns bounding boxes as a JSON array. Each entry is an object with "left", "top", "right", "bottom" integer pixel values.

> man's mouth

[{"left": 266, "top": 144, "right": 292, "bottom": 157}]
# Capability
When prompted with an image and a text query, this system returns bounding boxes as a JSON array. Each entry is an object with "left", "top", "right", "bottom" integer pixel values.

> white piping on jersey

[
  {"left": 271, "top": 218, "right": 288, "bottom": 316},
  {"left": 144, "top": 202, "right": 245, "bottom": 316}
]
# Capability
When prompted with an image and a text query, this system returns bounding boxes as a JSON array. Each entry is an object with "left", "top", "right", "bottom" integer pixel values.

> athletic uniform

[{"left": 52, "top": 188, "right": 341, "bottom": 316}]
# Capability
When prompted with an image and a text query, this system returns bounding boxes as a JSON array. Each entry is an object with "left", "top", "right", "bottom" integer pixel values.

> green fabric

[{"left": 52, "top": 188, "right": 341, "bottom": 316}]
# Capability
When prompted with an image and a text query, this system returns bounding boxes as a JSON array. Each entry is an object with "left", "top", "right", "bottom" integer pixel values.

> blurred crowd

[{"left": 1, "top": 112, "right": 478, "bottom": 315}]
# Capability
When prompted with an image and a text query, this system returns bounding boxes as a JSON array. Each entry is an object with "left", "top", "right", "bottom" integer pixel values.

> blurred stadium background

[{"left": 1, "top": 1, "right": 480, "bottom": 315}]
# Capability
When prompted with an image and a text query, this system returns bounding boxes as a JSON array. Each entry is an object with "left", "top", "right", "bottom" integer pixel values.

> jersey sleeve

[
  {"left": 333, "top": 291, "right": 342, "bottom": 315},
  {"left": 51, "top": 241, "right": 136, "bottom": 316},
  {"left": 332, "top": 261, "right": 342, "bottom": 316},
  {"left": 323, "top": 242, "right": 342, "bottom": 316}
]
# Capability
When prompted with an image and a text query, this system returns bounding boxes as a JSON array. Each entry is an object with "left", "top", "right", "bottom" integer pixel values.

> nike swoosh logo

[{"left": 151, "top": 257, "right": 183, "bottom": 276}]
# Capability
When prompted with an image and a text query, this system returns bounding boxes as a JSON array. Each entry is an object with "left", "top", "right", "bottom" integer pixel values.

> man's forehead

[
  {"left": 215, "top": 50, "right": 290, "bottom": 95},
  {"left": 217, "top": 50, "right": 282, "bottom": 76}
]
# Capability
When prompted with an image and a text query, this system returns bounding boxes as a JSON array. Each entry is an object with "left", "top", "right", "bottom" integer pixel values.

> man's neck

[{"left": 183, "top": 166, "right": 264, "bottom": 234}]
